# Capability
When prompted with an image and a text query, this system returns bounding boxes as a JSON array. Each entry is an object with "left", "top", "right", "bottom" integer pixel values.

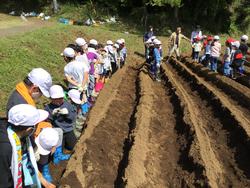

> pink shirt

[{"left": 211, "top": 41, "right": 221, "bottom": 58}]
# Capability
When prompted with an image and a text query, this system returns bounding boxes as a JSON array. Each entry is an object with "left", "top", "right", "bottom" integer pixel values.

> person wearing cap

[
  {"left": 63, "top": 47, "right": 89, "bottom": 104},
  {"left": 6, "top": 68, "right": 52, "bottom": 114},
  {"left": 87, "top": 39, "right": 99, "bottom": 101},
  {"left": 119, "top": 38, "right": 127, "bottom": 68},
  {"left": 67, "top": 89, "right": 84, "bottom": 138},
  {"left": 105, "top": 40, "right": 118, "bottom": 75},
  {"left": 0, "top": 104, "right": 49, "bottom": 188},
  {"left": 45, "top": 85, "right": 77, "bottom": 153},
  {"left": 222, "top": 38, "right": 234, "bottom": 76},
  {"left": 151, "top": 39, "right": 162, "bottom": 82},
  {"left": 113, "top": 43, "right": 121, "bottom": 72},
  {"left": 210, "top": 35, "right": 221, "bottom": 72},
  {"left": 192, "top": 36, "right": 202, "bottom": 63},
  {"left": 239, "top": 35, "right": 249, "bottom": 59},
  {"left": 75, "top": 37, "right": 88, "bottom": 52},
  {"left": 166, "top": 27, "right": 190, "bottom": 63},
  {"left": 102, "top": 45, "right": 112, "bottom": 80},
  {"left": 191, "top": 25, "right": 203, "bottom": 59},
  {"left": 230, "top": 41, "right": 244, "bottom": 78},
  {"left": 35, "top": 127, "right": 61, "bottom": 187},
  {"left": 203, "top": 36, "right": 213, "bottom": 67}
]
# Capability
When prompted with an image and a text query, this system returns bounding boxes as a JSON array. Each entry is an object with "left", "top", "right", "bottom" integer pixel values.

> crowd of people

[
  {"left": 0, "top": 37, "right": 127, "bottom": 188},
  {"left": 143, "top": 25, "right": 249, "bottom": 80}
]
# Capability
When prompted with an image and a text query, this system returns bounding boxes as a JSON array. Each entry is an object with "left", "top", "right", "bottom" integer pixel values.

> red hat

[
  {"left": 207, "top": 36, "right": 213, "bottom": 41},
  {"left": 226, "top": 38, "right": 235, "bottom": 44}
]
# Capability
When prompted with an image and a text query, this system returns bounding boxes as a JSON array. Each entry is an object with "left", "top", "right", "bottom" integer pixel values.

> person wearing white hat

[
  {"left": 143, "top": 26, "right": 154, "bottom": 58},
  {"left": 119, "top": 38, "right": 127, "bottom": 68},
  {"left": 6, "top": 68, "right": 52, "bottom": 114},
  {"left": 35, "top": 127, "right": 61, "bottom": 187},
  {"left": 75, "top": 37, "right": 87, "bottom": 50},
  {"left": 240, "top": 35, "right": 249, "bottom": 59},
  {"left": 210, "top": 35, "right": 221, "bottom": 72},
  {"left": 0, "top": 104, "right": 49, "bottom": 188},
  {"left": 151, "top": 39, "right": 163, "bottom": 82},
  {"left": 67, "top": 89, "right": 84, "bottom": 138},
  {"left": 231, "top": 40, "right": 244, "bottom": 78},
  {"left": 45, "top": 85, "right": 77, "bottom": 154}
]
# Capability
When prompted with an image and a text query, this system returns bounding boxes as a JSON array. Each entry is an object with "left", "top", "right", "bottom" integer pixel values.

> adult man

[
  {"left": 6, "top": 68, "right": 52, "bottom": 114},
  {"left": 143, "top": 26, "right": 154, "bottom": 57},
  {"left": 166, "top": 27, "right": 190, "bottom": 63},
  {"left": 0, "top": 104, "right": 49, "bottom": 188}
]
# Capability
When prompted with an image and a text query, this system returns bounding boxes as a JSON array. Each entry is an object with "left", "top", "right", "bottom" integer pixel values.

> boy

[{"left": 45, "top": 85, "right": 77, "bottom": 154}]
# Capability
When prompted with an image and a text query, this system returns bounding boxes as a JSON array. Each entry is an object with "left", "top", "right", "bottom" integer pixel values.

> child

[
  {"left": 210, "top": 35, "right": 221, "bottom": 72},
  {"left": 67, "top": 89, "right": 84, "bottom": 138},
  {"left": 223, "top": 38, "right": 234, "bottom": 76},
  {"left": 120, "top": 38, "right": 127, "bottom": 68},
  {"left": 45, "top": 85, "right": 77, "bottom": 154},
  {"left": 204, "top": 36, "right": 213, "bottom": 67},
  {"left": 192, "top": 36, "right": 202, "bottom": 63}
]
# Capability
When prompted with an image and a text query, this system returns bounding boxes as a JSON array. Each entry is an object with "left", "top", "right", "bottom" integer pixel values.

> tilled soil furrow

[
  {"left": 181, "top": 58, "right": 250, "bottom": 108},
  {"left": 171, "top": 59, "right": 250, "bottom": 138},
  {"left": 60, "top": 62, "right": 140, "bottom": 187},
  {"left": 124, "top": 67, "right": 208, "bottom": 187},
  {"left": 163, "top": 62, "right": 250, "bottom": 187}
]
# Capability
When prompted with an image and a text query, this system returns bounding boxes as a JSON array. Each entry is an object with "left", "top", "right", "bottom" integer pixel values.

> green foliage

[{"left": 148, "top": 0, "right": 182, "bottom": 7}]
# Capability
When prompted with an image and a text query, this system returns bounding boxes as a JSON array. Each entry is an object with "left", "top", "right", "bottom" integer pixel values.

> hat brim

[
  {"left": 35, "top": 136, "right": 51, "bottom": 155},
  {"left": 71, "top": 97, "right": 82, "bottom": 105},
  {"left": 39, "top": 87, "right": 50, "bottom": 98},
  {"left": 35, "top": 110, "right": 49, "bottom": 125}
]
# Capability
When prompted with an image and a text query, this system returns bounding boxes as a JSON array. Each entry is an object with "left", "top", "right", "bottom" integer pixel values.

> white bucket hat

[
  {"left": 35, "top": 128, "right": 60, "bottom": 155},
  {"left": 241, "top": 35, "right": 248, "bottom": 41},
  {"left": 120, "top": 38, "right": 125, "bottom": 43},
  {"left": 231, "top": 41, "right": 240, "bottom": 48},
  {"left": 49, "top": 85, "right": 65, "bottom": 99},
  {"left": 75, "top": 38, "right": 87, "bottom": 46},
  {"left": 28, "top": 68, "right": 52, "bottom": 98},
  {"left": 214, "top": 35, "right": 220, "bottom": 40},
  {"left": 106, "top": 40, "right": 113, "bottom": 45},
  {"left": 8, "top": 104, "right": 49, "bottom": 126},
  {"left": 89, "top": 39, "right": 98, "bottom": 46},
  {"left": 61, "top": 47, "right": 75, "bottom": 58},
  {"left": 116, "top": 39, "right": 122, "bottom": 44},
  {"left": 68, "top": 89, "right": 82, "bottom": 104}
]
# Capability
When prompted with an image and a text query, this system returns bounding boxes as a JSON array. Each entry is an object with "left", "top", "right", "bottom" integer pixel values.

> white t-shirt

[
  {"left": 75, "top": 54, "right": 90, "bottom": 68},
  {"left": 64, "top": 60, "right": 89, "bottom": 89},
  {"left": 224, "top": 47, "right": 231, "bottom": 62},
  {"left": 193, "top": 42, "right": 202, "bottom": 52}
]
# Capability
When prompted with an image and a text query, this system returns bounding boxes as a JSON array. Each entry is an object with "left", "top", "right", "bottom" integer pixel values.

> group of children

[
  {"left": 0, "top": 37, "right": 127, "bottom": 188},
  {"left": 191, "top": 31, "right": 249, "bottom": 78},
  {"left": 144, "top": 36, "right": 163, "bottom": 82}
]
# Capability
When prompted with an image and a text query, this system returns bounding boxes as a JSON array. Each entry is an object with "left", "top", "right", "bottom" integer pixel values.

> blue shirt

[
  {"left": 144, "top": 31, "right": 154, "bottom": 42},
  {"left": 154, "top": 48, "right": 161, "bottom": 64}
]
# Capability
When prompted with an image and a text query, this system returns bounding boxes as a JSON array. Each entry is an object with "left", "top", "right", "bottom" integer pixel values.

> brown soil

[{"left": 54, "top": 52, "right": 250, "bottom": 187}]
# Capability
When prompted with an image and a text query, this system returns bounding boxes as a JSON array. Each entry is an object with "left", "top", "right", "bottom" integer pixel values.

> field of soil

[{"left": 57, "top": 51, "right": 250, "bottom": 187}]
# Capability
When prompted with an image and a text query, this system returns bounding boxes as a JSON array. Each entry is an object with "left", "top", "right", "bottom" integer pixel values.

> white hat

[
  {"left": 231, "top": 41, "right": 240, "bottom": 48},
  {"left": 150, "top": 36, "right": 156, "bottom": 40},
  {"left": 35, "top": 128, "right": 60, "bottom": 155},
  {"left": 106, "top": 40, "right": 113, "bottom": 45},
  {"left": 114, "top": 43, "right": 119, "bottom": 49},
  {"left": 8, "top": 104, "right": 49, "bottom": 126},
  {"left": 116, "top": 39, "right": 122, "bottom": 44},
  {"left": 62, "top": 47, "right": 75, "bottom": 58},
  {"left": 28, "top": 68, "right": 52, "bottom": 98},
  {"left": 120, "top": 38, "right": 125, "bottom": 43},
  {"left": 241, "top": 35, "right": 248, "bottom": 41},
  {"left": 68, "top": 89, "right": 81, "bottom": 104},
  {"left": 75, "top": 38, "right": 87, "bottom": 46},
  {"left": 49, "top": 85, "right": 64, "bottom": 99},
  {"left": 89, "top": 39, "right": 98, "bottom": 46},
  {"left": 154, "top": 39, "right": 162, "bottom": 45},
  {"left": 214, "top": 35, "right": 220, "bottom": 40},
  {"left": 145, "top": 39, "right": 152, "bottom": 44}
]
